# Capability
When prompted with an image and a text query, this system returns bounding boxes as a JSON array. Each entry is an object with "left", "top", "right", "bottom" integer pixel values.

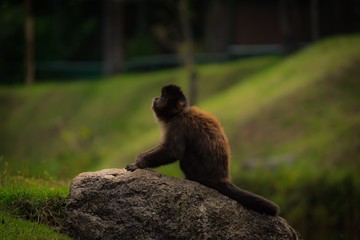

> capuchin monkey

[{"left": 126, "top": 84, "right": 280, "bottom": 216}]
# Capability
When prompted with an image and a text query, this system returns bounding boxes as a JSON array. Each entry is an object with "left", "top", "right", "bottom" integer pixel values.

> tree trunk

[
  {"left": 278, "top": 0, "right": 297, "bottom": 54},
  {"left": 310, "top": 0, "right": 320, "bottom": 41},
  {"left": 204, "top": 0, "right": 230, "bottom": 54},
  {"left": 102, "top": 0, "right": 124, "bottom": 76},
  {"left": 178, "top": 0, "right": 197, "bottom": 105},
  {"left": 25, "top": 0, "right": 35, "bottom": 85}
]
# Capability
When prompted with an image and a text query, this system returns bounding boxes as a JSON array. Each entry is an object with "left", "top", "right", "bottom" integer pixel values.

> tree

[
  {"left": 178, "top": 0, "right": 197, "bottom": 105},
  {"left": 24, "top": 0, "right": 35, "bottom": 85},
  {"left": 278, "top": 0, "right": 297, "bottom": 54},
  {"left": 204, "top": 0, "right": 230, "bottom": 54},
  {"left": 102, "top": 0, "right": 124, "bottom": 76},
  {"left": 310, "top": 0, "right": 320, "bottom": 41}
]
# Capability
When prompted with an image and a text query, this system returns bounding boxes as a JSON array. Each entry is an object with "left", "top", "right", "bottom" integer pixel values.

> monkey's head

[{"left": 152, "top": 84, "right": 189, "bottom": 122}]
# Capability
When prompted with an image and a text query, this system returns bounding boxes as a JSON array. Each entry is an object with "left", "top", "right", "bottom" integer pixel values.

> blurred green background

[{"left": 1, "top": 1, "right": 360, "bottom": 239}]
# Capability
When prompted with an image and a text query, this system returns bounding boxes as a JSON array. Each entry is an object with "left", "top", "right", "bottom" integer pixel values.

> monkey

[{"left": 126, "top": 84, "right": 280, "bottom": 216}]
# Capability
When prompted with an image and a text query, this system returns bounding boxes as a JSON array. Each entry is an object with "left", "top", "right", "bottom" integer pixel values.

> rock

[{"left": 64, "top": 168, "right": 300, "bottom": 240}]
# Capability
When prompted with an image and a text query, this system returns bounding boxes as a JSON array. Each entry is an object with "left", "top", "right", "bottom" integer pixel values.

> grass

[
  {"left": 0, "top": 174, "right": 68, "bottom": 226},
  {"left": 0, "top": 174, "right": 69, "bottom": 239},
  {"left": 0, "top": 35, "right": 360, "bottom": 239},
  {"left": 0, "top": 212, "right": 71, "bottom": 240},
  {"left": 0, "top": 55, "right": 279, "bottom": 179}
]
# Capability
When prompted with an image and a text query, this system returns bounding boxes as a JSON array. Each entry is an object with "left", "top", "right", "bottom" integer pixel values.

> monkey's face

[{"left": 152, "top": 85, "right": 188, "bottom": 122}]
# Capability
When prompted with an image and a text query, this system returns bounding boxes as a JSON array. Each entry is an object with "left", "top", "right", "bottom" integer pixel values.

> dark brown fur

[{"left": 126, "top": 84, "right": 280, "bottom": 216}]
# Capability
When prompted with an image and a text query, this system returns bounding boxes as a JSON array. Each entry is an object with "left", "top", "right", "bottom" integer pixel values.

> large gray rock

[{"left": 64, "top": 168, "right": 300, "bottom": 240}]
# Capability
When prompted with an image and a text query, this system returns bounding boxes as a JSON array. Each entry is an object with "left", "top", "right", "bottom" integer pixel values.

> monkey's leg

[{"left": 126, "top": 145, "right": 177, "bottom": 171}]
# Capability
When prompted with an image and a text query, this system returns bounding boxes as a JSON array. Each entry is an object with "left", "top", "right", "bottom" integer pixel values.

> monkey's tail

[{"left": 210, "top": 182, "right": 280, "bottom": 216}]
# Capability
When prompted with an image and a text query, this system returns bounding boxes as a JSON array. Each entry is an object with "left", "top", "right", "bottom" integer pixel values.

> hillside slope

[
  {"left": 105, "top": 35, "right": 360, "bottom": 180},
  {"left": 202, "top": 35, "right": 360, "bottom": 240},
  {"left": 0, "top": 56, "right": 278, "bottom": 178},
  {"left": 205, "top": 35, "right": 360, "bottom": 174},
  {"left": 1, "top": 35, "right": 360, "bottom": 240},
  {"left": 0, "top": 36, "right": 359, "bottom": 179}
]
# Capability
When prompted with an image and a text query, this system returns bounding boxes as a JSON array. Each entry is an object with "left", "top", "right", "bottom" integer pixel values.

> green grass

[
  {"left": 0, "top": 174, "right": 69, "bottom": 239},
  {"left": 0, "top": 35, "right": 360, "bottom": 239},
  {"left": 0, "top": 55, "right": 279, "bottom": 179},
  {"left": 0, "top": 175, "right": 68, "bottom": 225},
  {"left": 0, "top": 212, "right": 70, "bottom": 240}
]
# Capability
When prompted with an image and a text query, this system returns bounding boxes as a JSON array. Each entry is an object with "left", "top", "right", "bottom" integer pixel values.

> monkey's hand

[
  {"left": 126, "top": 155, "right": 146, "bottom": 172},
  {"left": 125, "top": 163, "right": 138, "bottom": 172}
]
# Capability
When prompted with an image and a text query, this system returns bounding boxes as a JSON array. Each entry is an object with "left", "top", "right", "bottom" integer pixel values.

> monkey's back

[{"left": 175, "top": 106, "right": 231, "bottom": 184}]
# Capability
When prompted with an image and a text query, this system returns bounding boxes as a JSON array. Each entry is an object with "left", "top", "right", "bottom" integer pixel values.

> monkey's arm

[{"left": 126, "top": 144, "right": 177, "bottom": 171}]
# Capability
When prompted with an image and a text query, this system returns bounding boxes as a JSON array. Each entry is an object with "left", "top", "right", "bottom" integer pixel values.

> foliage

[{"left": 0, "top": 0, "right": 24, "bottom": 84}]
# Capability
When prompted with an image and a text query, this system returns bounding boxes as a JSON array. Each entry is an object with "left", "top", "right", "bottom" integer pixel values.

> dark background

[{"left": 1, "top": 0, "right": 359, "bottom": 84}]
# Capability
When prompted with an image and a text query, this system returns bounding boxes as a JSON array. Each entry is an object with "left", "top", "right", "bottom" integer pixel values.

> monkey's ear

[{"left": 178, "top": 99, "right": 188, "bottom": 108}]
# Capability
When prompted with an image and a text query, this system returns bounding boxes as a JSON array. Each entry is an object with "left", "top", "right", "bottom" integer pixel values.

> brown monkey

[{"left": 126, "top": 84, "right": 280, "bottom": 216}]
